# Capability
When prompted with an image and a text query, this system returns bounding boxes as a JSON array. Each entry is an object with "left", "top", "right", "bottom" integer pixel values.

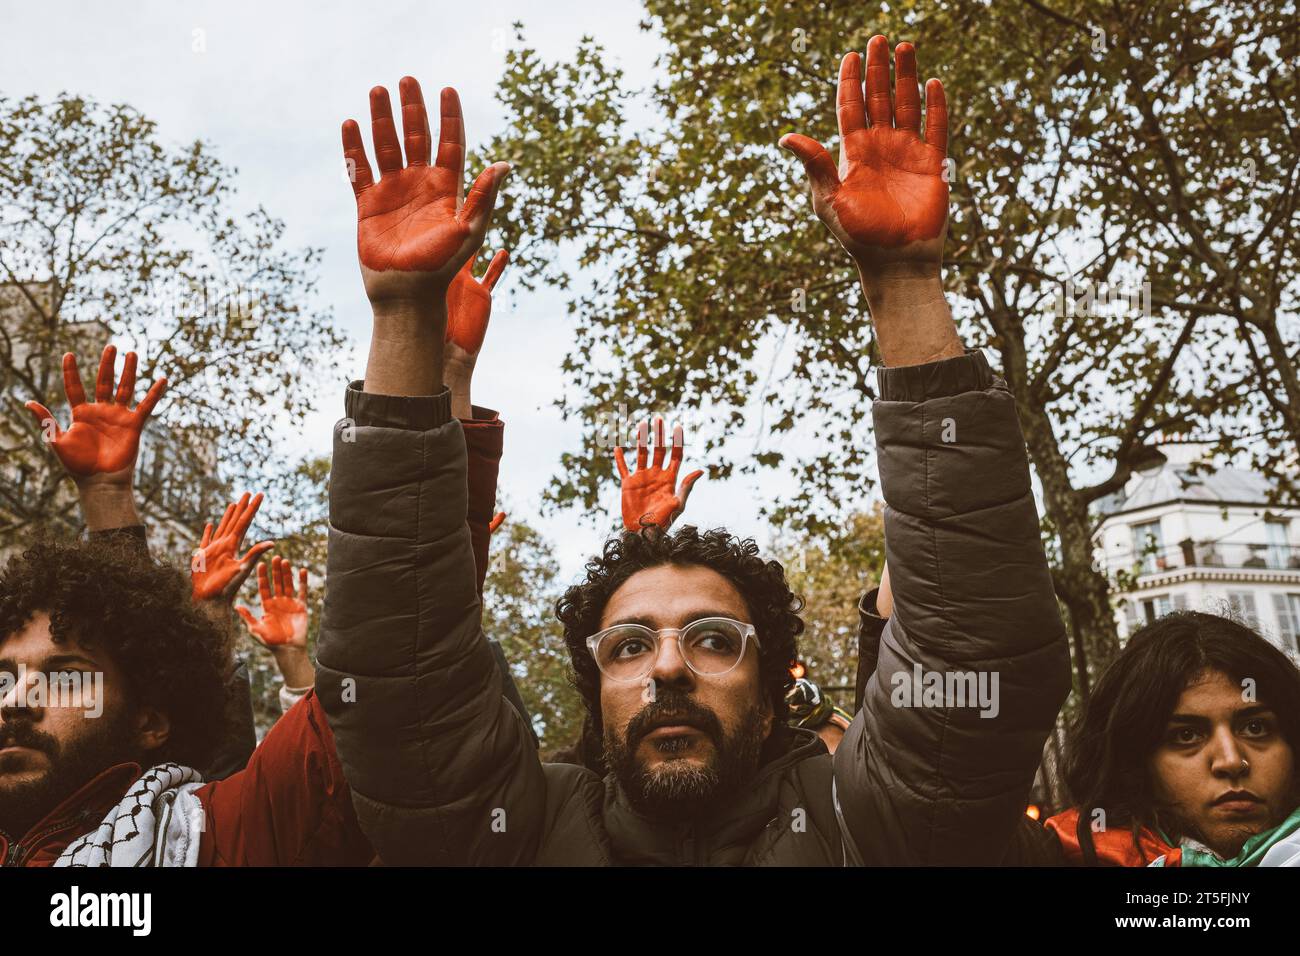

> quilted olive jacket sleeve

[
  {"left": 314, "top": 383, "right": 546, "bottom": 865},
  {"left": 834, "top": 350, "right": 1071, "bottom": 865}
]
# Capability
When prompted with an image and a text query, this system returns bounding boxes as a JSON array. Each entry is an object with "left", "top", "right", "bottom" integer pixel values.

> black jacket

[{"left": 316, "top": 350, "right": 1071, "bottom": 865}]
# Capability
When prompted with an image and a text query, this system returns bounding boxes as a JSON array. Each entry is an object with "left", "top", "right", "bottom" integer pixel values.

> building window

[
  {"left": 1227, "top": 590, "right": 1260, "bottom": 628},
  {"left": 1266, "top": 519, "right": 1293, "bottom": 570},
  {"left": 1141, "top": 594, "right": 1174, "bottom": 624},
  {"left": 1132, "top": 520, "right": 1165, "bottom": 574},
  {"left": 1273, "top": 594, "right": 1300, "bottom": 653}
]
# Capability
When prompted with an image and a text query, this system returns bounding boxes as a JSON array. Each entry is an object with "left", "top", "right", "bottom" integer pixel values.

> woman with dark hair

[{"left": 1044, "top": 612, "right": 1300, "bottom": 866}]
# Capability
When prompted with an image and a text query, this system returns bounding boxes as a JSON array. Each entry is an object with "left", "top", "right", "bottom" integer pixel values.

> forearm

[
  {"left": 858, "top": 268, "right": 965, "bottom": 368},
  {"left": 364, "top": 300, "right": 447, "bottom": 397},
  {"left": 315, "top": 383, "right": 541, "bottom": 863},
  {"left": 271, "top": 646, "right": 315, "bottom": 690},
  {"left": 838, "top": 351, "right": 1071, "bottom": 864},
  {"left": 77, "top": 482, "right": 142, "bottom": 533},
  {"left": 445, "top": 367, "right": 473, "bottom": 420},
  {"left": 463, "top": 406, "right": 503, "bottom": 595}
]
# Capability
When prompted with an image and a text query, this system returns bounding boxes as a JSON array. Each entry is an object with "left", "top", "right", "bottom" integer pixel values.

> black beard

[
  {"left": 604, "top": 685, "right": 768, "bottom": 822},
  {"left": 0, "top": 708, "right": 137, "bottom": 839}
]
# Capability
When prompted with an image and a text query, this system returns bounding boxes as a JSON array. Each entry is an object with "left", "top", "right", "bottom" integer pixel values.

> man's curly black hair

[
  {"left": 0, "top": 536, "right": 227, "bottom": 770},
  {"left": 555, "top": 525, "right": 804, "bottom": 741}
]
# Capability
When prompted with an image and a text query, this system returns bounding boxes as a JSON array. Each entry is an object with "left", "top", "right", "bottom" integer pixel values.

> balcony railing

[{"left": 1132, "top": 540, "right": 1300, "bottom": 575}]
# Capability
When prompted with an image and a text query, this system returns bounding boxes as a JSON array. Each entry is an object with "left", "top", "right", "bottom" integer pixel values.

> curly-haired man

[
  {"left": 554, "top": 526, "right": 805, "bottom": 820},
  {"left": 4, "top": 345, "right": 374, "bottom": 866},
  {"left": 0, "top": 538, "right": 224, "bottom": 853}
]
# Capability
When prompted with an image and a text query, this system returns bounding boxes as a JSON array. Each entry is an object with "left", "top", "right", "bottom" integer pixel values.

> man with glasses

[{"left": 317, "top": 37, "right": 1070, "bottom": 865}]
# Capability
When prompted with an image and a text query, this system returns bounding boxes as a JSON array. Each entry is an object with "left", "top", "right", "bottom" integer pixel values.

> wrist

[
  {"left": 444, "top": 365, "right": 474, "bottom": 419},
  {"left": 369, "top": 295, "right": 442, "bottom": 323},
  {"left": 270, "top": 645, "right": 314, "bottom": 687},
  {"left": 857, "top": 268, "right": 964, "bottom": 368},
  {"left": 855, "top": 259, "right": 943, "bottom": 295},
  {"left": 365, "top": 299, "right": 447, "bottom": 397},
  {"left": 77, "top": 481, "right": 140, "bottom": 532}
]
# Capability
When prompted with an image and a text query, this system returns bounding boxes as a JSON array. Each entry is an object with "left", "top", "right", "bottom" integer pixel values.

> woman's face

[{"left": 1149, "top": 668, "right": 1298, "bottom": 859}]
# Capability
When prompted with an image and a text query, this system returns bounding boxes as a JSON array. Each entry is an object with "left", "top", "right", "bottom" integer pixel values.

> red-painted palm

[
  {"left": 615, "top": 418, "right": 704, "bottom": 532},
  {"left": 191, "top": 492, "right": 275, "bottom": 603},
  {"left": 445, "top": 247, "right": 509, "bottom": 376},
  {"left": 237, "top": 557, "right": 309, "bottom": 649},
  {"left": 25, "top": 346, "right": 167, "bottom": 486},
  {"left": 342, "top": 78, "right": 511, "bottom": 303},
  {"left": 780, "top": 36, "right": 949, "bottom": 271}
]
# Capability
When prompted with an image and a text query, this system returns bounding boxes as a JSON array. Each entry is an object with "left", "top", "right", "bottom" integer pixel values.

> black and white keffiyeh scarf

[{"left": 55, "top": 763, "right": 206, "bottom": 867}]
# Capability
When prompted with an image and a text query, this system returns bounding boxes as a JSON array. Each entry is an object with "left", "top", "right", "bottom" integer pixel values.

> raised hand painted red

[
  {"left": 343, "top": 78, "right": 511, "bottom": 298},
  {"left": 445, "top": 247, "right": 509, "bottom": 363},
  {"left": 237, "top": 557, "right": 309, "bottom": 649},
  {"left": 191, "top": 493, "right": 275, "bottom": 603},
  {"left": 615, "top": 417, "right": 704, "bottom": 532},
  {"left": 25, "top": 346, "right": 167, "bottom": 483},
  {"left": 780, "top": 36, "right": 949, "bottom": 269}
]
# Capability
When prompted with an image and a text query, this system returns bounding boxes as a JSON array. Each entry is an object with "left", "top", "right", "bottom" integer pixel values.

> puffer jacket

[{"left": 316, "top": 349, "right": 1071, "bottom": 865}]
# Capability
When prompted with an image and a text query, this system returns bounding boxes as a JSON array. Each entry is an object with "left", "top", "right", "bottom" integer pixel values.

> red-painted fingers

[
  {"left": 836, "top": 51, "right": 868, "bottom": 154},
  {"left": 481, "top": 249, "right": 509, "bottom": 291},
  {"left": 243, "top": 540, "right": 274, "bottom": 567},
  {"left": 778, "top": 134, "right": 839, "bottom": 195},
  {"left": 133, "top": 375, "right": 167, "bottom": 423},
  {"left": 369, "top": 85, "right": 403, "bottom": 174},
  {"left": 399, "top": 76, "right": 431, "bottom": 167},
  {"left": 651, "top": 417, "right": 667, "bottom": 469},
  {"left": 94, "top": 345, "right": 116, "bottom": 403},
  {"left": 893, "top": 42, "right": 921, "bottom": 135},
  {"left": 924, "top": 78, "right": 948, "bottom": 154},
  {"left": 614, "top": 444, "right": 631, "bottom": 480},
  {"left": 62, "top": 352, "right": 87, "bottom": 407},
  {"left": 256, "top": 560, "right": 273, "bottom": 608},
  {"left": 341, "top": 119, "right": 375, "bottom": 194},
  {"left": 214, "top": 499, "right": 239, "bottom": 540},
  {"left": 459, "top": 162, "right": 511, "bottom": 235},
  {"left": 864, "top": 35, "right": 893, "bottom": 128},
  {"left": 24, "top": 401, "right": 60, "bottom": 438},
  {"left": 231, "top": 491, "right": 264, "bottom": 548},
  {"left": 678, "top": 469, "right": 704, "bottom": 504},
  {"left": 435, "top": 87, "right": 466, "bottom": 202},
  {"left": 115, "top": 351, "right": 138, "bottom": 404},
  {"left": 668, "top": 424, "right": 685, "bottom": 476},
  {"left": 273, "top": 554, "right": 288, "bottom": 598},
  {"left": 635, "top": 420, "right": 649, "bottom": 470}
]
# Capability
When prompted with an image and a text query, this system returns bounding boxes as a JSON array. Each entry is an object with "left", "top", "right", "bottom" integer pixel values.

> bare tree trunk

[
  {"left": 1011, "top": 394, "right": 1119, "bottom": 700},
  {"left": 987, "top": 305, "right": 1121, "bottom": 703}
]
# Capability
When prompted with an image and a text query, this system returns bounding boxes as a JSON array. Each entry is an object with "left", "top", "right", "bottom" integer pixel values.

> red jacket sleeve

[
  {"left": 463, "top": 405, "right": 504, "bottom": 596},
  {"left": 195, "top": 690, "right": 374, "bottom": 866}
]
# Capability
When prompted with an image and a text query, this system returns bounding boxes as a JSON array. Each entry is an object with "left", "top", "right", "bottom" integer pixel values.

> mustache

[
  {"left": 0, "top": 720, "right": 59, "bottom": 757},
  {"left": 625, "top": 686, "right": 723, "bottom": 750}
]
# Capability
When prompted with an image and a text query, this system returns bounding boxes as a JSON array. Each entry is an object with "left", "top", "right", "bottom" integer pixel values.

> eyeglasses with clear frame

[{"left": 585, "top": 616, "right": 761, "bottom": 683}]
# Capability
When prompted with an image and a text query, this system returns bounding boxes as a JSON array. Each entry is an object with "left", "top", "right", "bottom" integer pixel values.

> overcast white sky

[{"left": 0, "top": 0, "right": 830, "bottom": 578}]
